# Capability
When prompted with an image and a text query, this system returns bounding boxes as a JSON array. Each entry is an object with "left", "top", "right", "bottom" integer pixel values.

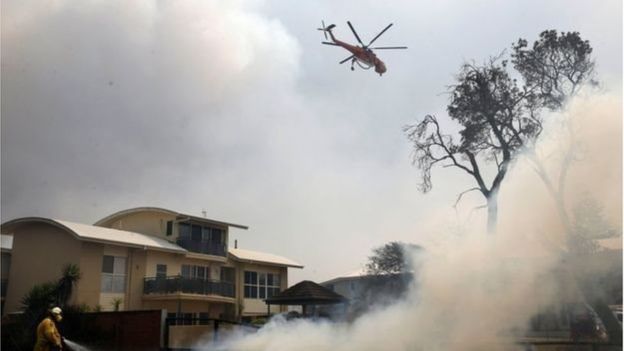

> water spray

[{"left": 63, "top": 338, "right": 92, "bottom": 351}]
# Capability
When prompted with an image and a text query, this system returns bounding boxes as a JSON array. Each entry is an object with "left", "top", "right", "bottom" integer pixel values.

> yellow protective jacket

[{"left": 34, "top": 317, "right": 62, "bottom": 351}]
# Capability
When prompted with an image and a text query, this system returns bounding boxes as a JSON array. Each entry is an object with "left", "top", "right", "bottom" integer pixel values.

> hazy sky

[{"left": 2, "top": 0, "right": 622, "bottom": 283}]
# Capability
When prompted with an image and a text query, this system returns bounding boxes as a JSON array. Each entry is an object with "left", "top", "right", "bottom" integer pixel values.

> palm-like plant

[{"left": 56, "top": 263, "right": 81, "bottom": 308}]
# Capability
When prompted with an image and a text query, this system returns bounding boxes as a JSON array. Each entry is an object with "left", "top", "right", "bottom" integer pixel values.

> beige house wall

[
  {"left": 142, "top": 299, "right": 228, "bottom": 318},
  {"left": 76, "top": 242, "right": 104, "bottom": 308},
  {"left": 100, "top": 212, "right": 177, "bottom": 240},
  {"left": 126, "top": 249, "right": 147, "bottom": 310},
  {"left": 3, "top": 223, "right": 82, "bottom": 314},
  {"left": 236, "top": 262, "right": 288, "bottom": 316}
]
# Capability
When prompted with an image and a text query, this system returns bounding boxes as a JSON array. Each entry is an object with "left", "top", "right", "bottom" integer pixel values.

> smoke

[{"left": 206, "top": 93, "right": 621, "bottom": 351}]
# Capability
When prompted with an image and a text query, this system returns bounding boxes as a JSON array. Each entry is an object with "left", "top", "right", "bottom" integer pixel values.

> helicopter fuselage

[{"left": 327, "top": 31, "right": 386, "bottom": 75}]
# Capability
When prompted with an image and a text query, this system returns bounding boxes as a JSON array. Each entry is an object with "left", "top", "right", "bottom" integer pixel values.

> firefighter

[{"left": 34, "top": 307, "right": 63, "bottom": 351}]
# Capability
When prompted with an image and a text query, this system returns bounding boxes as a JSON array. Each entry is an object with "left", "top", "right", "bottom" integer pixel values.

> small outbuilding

[{"left": 264, "top": 280, "right": 348, "bottom": 317}]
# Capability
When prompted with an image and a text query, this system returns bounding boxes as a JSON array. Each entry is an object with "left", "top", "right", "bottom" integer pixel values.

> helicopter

[{"left": 317, "top": 20, "right": 407, "bottom": 76}]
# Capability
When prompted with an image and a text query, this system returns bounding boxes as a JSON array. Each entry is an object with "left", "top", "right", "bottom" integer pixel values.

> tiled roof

[
  {"left": 229, "top": 248, "right": 303, "bottom": 268},
  {"left": 265, "top": 280, "right": 347, "bottom": 305}
]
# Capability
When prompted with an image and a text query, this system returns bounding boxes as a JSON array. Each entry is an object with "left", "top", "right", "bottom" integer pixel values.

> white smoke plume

[{"left": 209, "top": 93, "right": 621, "bottom": 351}]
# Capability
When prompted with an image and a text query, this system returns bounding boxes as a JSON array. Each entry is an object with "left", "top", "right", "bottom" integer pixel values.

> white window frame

[{"left": 101, "top": 255, "right": 127, "bottom": 293}]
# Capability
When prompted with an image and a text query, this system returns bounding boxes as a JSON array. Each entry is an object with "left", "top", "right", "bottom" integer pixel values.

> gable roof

[
  {"left": 265, "top": 280, "right": 347, "bottom": 305},
  {"left": 229, "top": 248, "right": 303, "bottom": 268},
  {"left": 1, "top": 217, "right": 187, "bottom": 254},
  {"left": 94, "top": 207, "right": 249, "bottom": 230}
]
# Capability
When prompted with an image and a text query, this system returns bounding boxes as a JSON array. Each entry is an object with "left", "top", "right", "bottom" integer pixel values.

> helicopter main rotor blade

[
  {"left": 322, "top": 42, "right": 340, "bottom": 46},
  {"left": 339, "top": 55, "right": 355, "bottom": 64},
  {"left": 370, "top": 46, "right": 408, "bottom": 50},
  {"left": 367, "top": 23, "right": 393, "bottom": 47},
  {"left": 346, "top": 21, "right": 364, "bottom": 46}
]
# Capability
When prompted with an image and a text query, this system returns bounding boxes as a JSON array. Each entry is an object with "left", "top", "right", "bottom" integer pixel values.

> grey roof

[
  {"left": 265, "top": 280, "right": 347, "bottom": 305},
  {"left": 229, "top": 248, "right": 303, "bottom": 268},
  {"left": 94, "top": 207, "right": 249, "bottom": 229},
  {"left": 1, "top": 217, "right": 187, "bottom": 254}
]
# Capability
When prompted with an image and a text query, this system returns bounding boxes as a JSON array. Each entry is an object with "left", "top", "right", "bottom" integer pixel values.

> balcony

[
  {"left": 176, "top": 239, "right": 226, "bottom": 257},
  {"left": 143, "top": 276, "right": 235, "bottom": 298}
]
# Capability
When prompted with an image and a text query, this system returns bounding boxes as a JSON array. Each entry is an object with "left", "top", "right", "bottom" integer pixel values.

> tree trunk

[{"left": 487, "top": 195, "right": 498, "bottom": 235}]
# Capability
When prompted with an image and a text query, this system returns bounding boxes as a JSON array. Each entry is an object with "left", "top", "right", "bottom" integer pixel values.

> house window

[
  {"left": 167, "top": 312, "right": 178, "bottom": 325},
  {"left": 179, "top": 223, "right": 191, "bottom": 240},
  {"left": 258, "top": 273, "right": 266, "bottom": 299},
  {"left": 191, "top": 225, "right": 202, "bottom": 242},
  {"left": 198, "top": 312, "right": 210, "bottom": 325},
  {"left": 220, "top": 267, "right": 235, "bottom": 283},
  {"left": 182, "top": 312, "right": 194, "bottom": 325},
  {"left": 244, "top": 271, "right": 258, "bottom": 298},
  {"left": 211, "top": 229, "right": 223, "bottom": 244},
  {"left": 181, "top": 264, "right": 210, "bottom": 279},
  {"left": 166, "top": 221, "right": 173, "bottom": 236},
  {"left": 101, "top": 255, "right": 126, "bottom": 293},
  {"left": 244, "top": 271, "right": 280, "bottom": 299},
  {"left": 266, "top": 273, "right": 281, "bottom": 298},
  {"left": 156, "top": 264, "right": 167, "bottom": 278}
]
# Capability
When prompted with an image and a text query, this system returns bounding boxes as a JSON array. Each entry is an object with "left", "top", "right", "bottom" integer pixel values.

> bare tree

[
  {"left": 405, "top": 30, "right": 594, "bottom": 234},
  {"left": 512, "top": 30, "right": 596, "bottom": 238}
]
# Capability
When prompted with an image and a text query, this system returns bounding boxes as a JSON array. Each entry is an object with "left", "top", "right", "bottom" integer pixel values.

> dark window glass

[
  {"left": 179, "top": 223, "right": 191, "bottom": 239},
  {"left": 250, "top": 286, "right": 257, "bottom": 298},
  {"left": 266, "top": 274, "right": 273, "bottom": 286},
  {"left": 198, "top": 312, "right": 210, "bottom": 324},
  {"left": 102, "top": 255, "right": 114, "bottom": 273},
  {"left": 191, "top": 225, "right": 202, "bottom": 241},
  {"left": 156, "top": 264, "right": 167, "bottom": 278},
  {"left": 167, "top": 313, "right": 177, "bottom": 325},
  {"left": 250, "top": 272, "right": 257, "bottom": 284},
  {"left": 166, "top": 221, "right": 173, "bottom": 236},
  {"left": 221, "top": 267, "right": 234, "bottom": 283},
  {"left": 202, "top": 227, "right": 211, "bottom": 242},
  {"left": 197, "top": 266, "right": 206, "bottom": 280},
  {"left": 272, "top": 287, "right": 280, "bottom": 297},
  {"left": 1, "top": 254, "right": 9, "bottom": 277},
  {"left": 259, "top": 286, "right": 266, "bottom": 299},
  {"left": 244, "top": 271, "right": 251, "bottom": 284},
  {"left": 181, "top": 265, "right": 191, "bottom": 278},
  {"left": 244, "top": 285, "right": 251, "bottom": 298},
  {"left": 182, "top": 313, "right": 193, "bottom": 325},
  {"left": 211, "top": 229, "right": 222, "bottom": 244},
  {"left": 259, "top": 273, "right": 266, "bottom": 285}
]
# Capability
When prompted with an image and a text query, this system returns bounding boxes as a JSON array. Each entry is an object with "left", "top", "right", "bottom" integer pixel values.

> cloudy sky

[{"left": 2, "top": 0, "right": 622, "bottom": 283}]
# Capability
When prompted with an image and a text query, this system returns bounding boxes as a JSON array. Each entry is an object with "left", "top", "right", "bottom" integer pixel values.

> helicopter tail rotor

[{"left": 317, "top": 20, "right": 336, "bottom": 40}]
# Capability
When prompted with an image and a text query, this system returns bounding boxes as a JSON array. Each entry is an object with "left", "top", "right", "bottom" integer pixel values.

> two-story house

[{"left": 1, "top": 207, "right": 302, "bottom": 322}]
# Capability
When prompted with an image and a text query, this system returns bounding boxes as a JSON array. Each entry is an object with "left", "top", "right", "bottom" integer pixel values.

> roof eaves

[
  {"left": 228, "top": 253, "right": 304, "bottom": 269},
  {"left": 2, "top": 217, "right": 188, "bottom": 255}
]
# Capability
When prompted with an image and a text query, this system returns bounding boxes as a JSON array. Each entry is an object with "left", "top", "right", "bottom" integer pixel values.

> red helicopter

[{"left": 318, "top": 20, "right": 407, "bottom": 76}]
